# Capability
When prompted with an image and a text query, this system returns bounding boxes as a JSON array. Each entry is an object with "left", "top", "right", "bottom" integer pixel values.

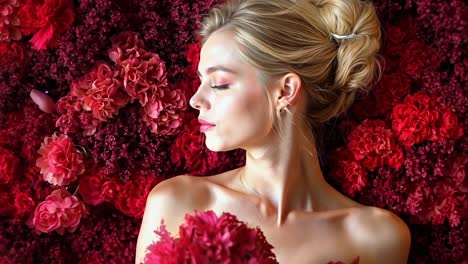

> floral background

[{"left": 0, "top": 0, "right": 466, "bottom": 263}]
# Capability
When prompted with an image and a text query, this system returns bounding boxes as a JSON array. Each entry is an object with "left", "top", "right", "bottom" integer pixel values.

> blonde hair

[{"left": 198, "top": 0, "right": 382, "bottom": 130}]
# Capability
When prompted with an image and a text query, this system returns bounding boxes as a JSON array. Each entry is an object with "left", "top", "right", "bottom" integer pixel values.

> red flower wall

[{"left": 0, "top": 0, "right": 466, "bottom": 263}]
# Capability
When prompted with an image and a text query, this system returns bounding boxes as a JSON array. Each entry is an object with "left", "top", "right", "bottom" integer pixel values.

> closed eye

[{"left": 210, "top": 84, "right": 230, "bottom": 90}]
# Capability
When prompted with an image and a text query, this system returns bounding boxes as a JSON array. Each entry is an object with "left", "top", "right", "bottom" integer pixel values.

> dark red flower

[
  {"left": 391, "top": 93, "right": 439, "bottom": 147},
  {"left": 0, "top": 42, "right": 25, "bottom": 69},
  {"left": 436, "top": 107, "right": 464, "bottom": 140},
  {"left": 170, "top": 114, "right": 222, "bottom": 175},
  {"left": 347, "top": 119, "right": 403, "bottom": 170},
  {"left": 0, "top": 146, "right": 19, "bottom": 184},
  {"left": 330, "top": 148, "right": 368, "bottom": 197},
  {"left": 18, "top": 0, "right": 75, "bottom": 49},
  {"left": 374, "top": 72, "right": 411, "bottom": 115},
  {"left": 392, "top": 93, "right": 464, "bottom": 147},
  {"left": 14, "top": 191, "right": 35, "bottom": 217},
  {"left": 79, "top": 168, "right": 117, "bottom": 206},
  {"left": 186, "top": 42, "right": 201, "bottom": 75},
  {"left": 400, "top": 41, "right": 427, "bottom": 79},
  {"left": 113, "top": 175, "right": 161, "bottom": 218},
  {"left": 0, "top": 186, "right": 14, "bottom": 216}
]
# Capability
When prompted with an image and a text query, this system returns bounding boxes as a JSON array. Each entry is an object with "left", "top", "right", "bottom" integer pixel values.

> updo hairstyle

[{"left": 199, "top": 0, "right": 382, "bottom": 129}]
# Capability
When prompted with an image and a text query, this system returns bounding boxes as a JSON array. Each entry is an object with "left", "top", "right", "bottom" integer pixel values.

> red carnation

[
  {"left": 113, "top": 175, "right": 161, "bottom": 218},
  {"left": 392, "top": 93, "right": 464, "bottom": 147},
  {"left": 32, "top": 188, "right": 87, "bottom": 234},
  {"left": 0, "top": 146, "right": 19, "bottom": 184},
  {"left": 109, "top": 32, "right": 168, "bottom": 106},
  {"left": 142, "top": 86, "right": 186, "bottom": 135},
  {"left": 330, "top": 148, "right": 368, "bottom": 197},
  {"left": 143, "top": 210, "right": 278, "bottom": 264},
  {"left": 186, "top": 42, "right": 201, "bottom": 75},
  {"left": 71, "top": 63, "right": 130, "bottom": 122},
  {"left": 79, "top": 168, "right": 117, "bottom": 206},
  {"left": 391, "top": 93, "right": 439, "bottom": 147},
  {"left": 436, "top": 107, "right": 464, "bottom": 140},
  {"left": 14, "top": 191, "right": 36, "bottom": 217},
  {"left": 400, "top": 41, "right": 427, "bottom": 79},
  {"left": 347, "top": 119, "right": 403, "bottom": 170},
  {"left": 17, "top": 0, "right": 75, "bottom": 50},
  {"left": 170, "top": 115, "right": 221, "bottom": 175},
  {"left": 36, "top": 133, "right": 85, "bottom": 186}
]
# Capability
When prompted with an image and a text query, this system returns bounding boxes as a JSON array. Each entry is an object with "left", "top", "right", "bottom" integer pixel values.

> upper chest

[{"left": 205, "top": 189, "right": 363, "bottom": 264}]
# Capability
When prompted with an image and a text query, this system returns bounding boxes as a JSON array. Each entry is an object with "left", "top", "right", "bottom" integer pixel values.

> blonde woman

[{"left": 136, "top": 0, "right": 411, "bottom": 263}]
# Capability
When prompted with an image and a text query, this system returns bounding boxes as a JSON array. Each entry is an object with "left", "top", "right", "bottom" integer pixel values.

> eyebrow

[{"left": 197, "top": 65, "right": 239, "bottom": 77}]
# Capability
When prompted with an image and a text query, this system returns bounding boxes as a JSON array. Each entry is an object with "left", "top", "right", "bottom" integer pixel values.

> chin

[{"left": 204, "top": 136, "right": 237, "bottom": 152}]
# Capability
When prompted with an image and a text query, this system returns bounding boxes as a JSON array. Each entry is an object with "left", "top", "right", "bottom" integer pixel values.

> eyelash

[{"left": 210, "top": 84, "right": 230, "bottom": 90}]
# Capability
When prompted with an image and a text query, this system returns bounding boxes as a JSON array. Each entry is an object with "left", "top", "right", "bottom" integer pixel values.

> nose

[{"left": 189, "top": 86, "right": 209, "bottom": 111}]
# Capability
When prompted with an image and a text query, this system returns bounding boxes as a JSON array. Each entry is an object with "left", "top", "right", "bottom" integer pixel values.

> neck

[{"left": 240, "top": 117, "right": 331, "bottom": 225}]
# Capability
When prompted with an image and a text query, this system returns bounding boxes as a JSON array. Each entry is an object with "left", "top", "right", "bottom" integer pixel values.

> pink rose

[
  {"left": 0, "top": 146, "right": 19, "bottom": 184},
  {"left": 36, "top": 133, "right": 85, "bottom": 186},
  {"left": 32, "top": 188, "right": 87, "bottom": 234}
]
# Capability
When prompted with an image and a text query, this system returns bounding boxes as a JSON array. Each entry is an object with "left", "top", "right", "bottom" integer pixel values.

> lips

[{"left": 198, "top": 119, "right": 215, "bottom": 132}]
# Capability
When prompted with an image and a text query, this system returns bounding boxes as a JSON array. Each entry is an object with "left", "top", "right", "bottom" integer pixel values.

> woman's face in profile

[{"left": 190, "top": 30, "right": 275, "bottom": 152}]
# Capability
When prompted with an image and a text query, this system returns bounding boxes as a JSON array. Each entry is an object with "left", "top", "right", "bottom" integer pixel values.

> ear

[{"left": 276, "top": 73, "right": 302, "bottom": 110}]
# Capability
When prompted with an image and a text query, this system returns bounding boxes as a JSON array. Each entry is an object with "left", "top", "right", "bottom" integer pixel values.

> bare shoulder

[
  {"left": 135, "top": 175, "right": 212, "bottom": 264},
  {"left": 346, "top": 206, "right": 411, "bottom": 264},
  {"left": 148, "top": 174, "right": 212, "bottom": 208}
]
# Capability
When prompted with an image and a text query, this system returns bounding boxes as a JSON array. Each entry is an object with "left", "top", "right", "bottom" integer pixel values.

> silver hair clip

[{"left": 330, "top": 32, "right": 356, "bottom": 40}]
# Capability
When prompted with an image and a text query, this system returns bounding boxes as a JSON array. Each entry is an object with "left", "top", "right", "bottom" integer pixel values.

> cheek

[{"left": 218, "top": 87, "right": 271, "bottom": 132}]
